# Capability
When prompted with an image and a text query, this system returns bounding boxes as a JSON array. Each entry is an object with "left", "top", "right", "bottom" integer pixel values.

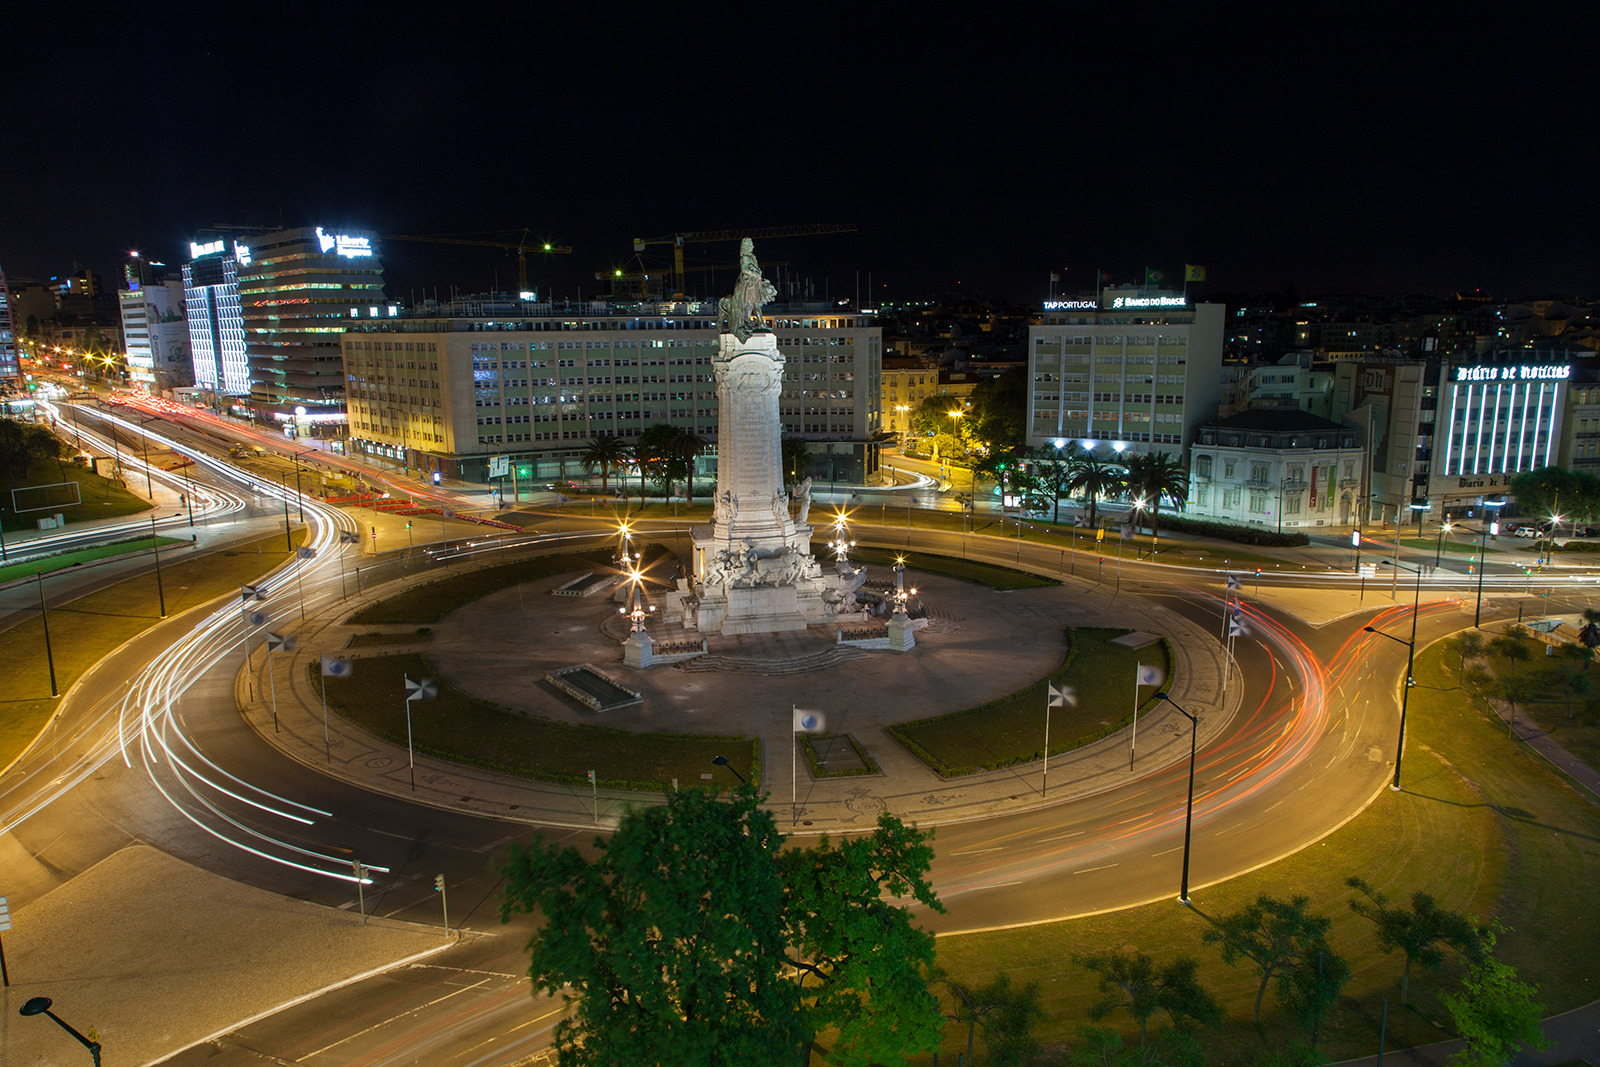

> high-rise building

[
  {"left": 238, "top": 226, "right": 386, "bottom": 436},
  {"left": 339, "top": 294, "right": 881, "bottom": 484},
  {"left": 118, "top": 254, "right": 190, "bottom": 393},
  {"left": 1026, "top": 289, "right": 1225, "bottom": 458},
  {"left": 0, "top": 262, "right": 17, "bottom": 383},
  {"left": 183, "top": 237, "right": 252, "bottom": 403}
]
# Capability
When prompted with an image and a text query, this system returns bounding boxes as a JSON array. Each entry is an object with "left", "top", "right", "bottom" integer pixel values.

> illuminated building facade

[
  {"left": 340, "top": 295, "right": 881, "bottom": 484},
  {"left": 239, "top": 226, "right": 386, "bottom": 435},
  {"left": 1426, "top": 359, "right": 1570, "bottom": 517},
  {"left": 183, "top": 238, "right": 251, "bottom": 402},
  {"left": 1026, "top": 290, "right": 1225, "bottom": 459},
  {"left": 0, "top": 262, "right": 17, "bottom": 382},
  {"left": 118, "top": 255, "right": 190, "bottom": 393},
  {"left": 1188, "top": 408, "right": 1366, "bottom": 529}
]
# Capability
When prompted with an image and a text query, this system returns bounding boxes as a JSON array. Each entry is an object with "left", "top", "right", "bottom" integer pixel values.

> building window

[
  {"left": 1195, "top": 454, "right": 1212, "bottom": 478},
  {"left": 1223, "top": 459, "right": 1236, "bottom": 479},
  {"left": 1249, "top": 491, "right": 1268, "bottom": 514},
  {"left": 1196, "top": 486, "right": 1210, "bottom": 506}
]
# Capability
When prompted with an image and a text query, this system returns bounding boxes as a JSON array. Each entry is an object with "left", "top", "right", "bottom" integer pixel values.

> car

[{"left": 1514, "top": 526, "right": 1539, "bottom": 538}]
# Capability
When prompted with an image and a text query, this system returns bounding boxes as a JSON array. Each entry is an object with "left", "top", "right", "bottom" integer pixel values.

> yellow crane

[
  {"left": 629, "top": 224, "right": 855, "bottom": 297},
  {"left": 384, "top": 229, "right": 572, "bottom": 293}
]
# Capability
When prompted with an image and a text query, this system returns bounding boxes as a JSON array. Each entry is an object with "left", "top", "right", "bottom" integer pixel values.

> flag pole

[
  {"left": 1130, "top": 671, "right": 1139, "bottom": 771},
  {"left": 405, "top": 689, "right": 416, "bottom": 791},
  {"left": 1043, "top": 691, "right": 1052, "bottom": 797},
  {"left": 792, "top": 705, "right": 798, "bottom": 826},
  {"left": 267, "top": 647, "right": 278, "bottom": 733},
  {"left": 320, "top": 677, "right": 331, "bottom": 762}
]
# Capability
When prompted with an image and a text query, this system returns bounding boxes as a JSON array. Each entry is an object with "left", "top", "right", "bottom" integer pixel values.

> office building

[
  {"left": 238, "top": 226, "right": 386, "bottom": 435},
  {"left": 1427, "top": 358, "right": 1572, "bottom": 518},
  {"left": 183, "top": 237, "right": 252, "bottom": 404},
  {"left": 340, "top": 295, "right": 881, "bottom": 484},
  {"left": 0, "top": 262, "right": 17, "bottom": 383},
  {"left": 119, "top": 255, "right": 191, "bottom": 393},
  {"left": 1026, "top": 290, "right": 1225, "bottom": 458}
]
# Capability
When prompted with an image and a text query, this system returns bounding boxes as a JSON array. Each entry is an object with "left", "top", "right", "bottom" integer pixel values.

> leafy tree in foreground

[
  {"left": 500, "top": 787, "right": 944, "bottom": 1067},
  {"left": 1442, "top": 928, "right": 1549, "bottom": 1067},
  {"left": 1202, "top": 895, "right": 1348, "bottom": 1043},
  {"left": 1456, "top": 631, "right": 1485, "bottom": 671},
  {"left": 941, "top": 971, "right": 1046, "bottom": 1067},
  {"left": 1077, "top": 949, "right": 1222, "bottom": 1047},
  {"left": 1346, "top": 877, "right": 1483, "bottom": 1005},
  {"left": 1072, "top": 1023, "right": 1210, "bottom": 1067}
]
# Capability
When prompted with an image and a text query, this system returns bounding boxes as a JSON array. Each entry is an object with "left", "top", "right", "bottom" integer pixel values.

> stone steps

[{"left": 677, "top": 645, "right": 869, "bottom": 675}]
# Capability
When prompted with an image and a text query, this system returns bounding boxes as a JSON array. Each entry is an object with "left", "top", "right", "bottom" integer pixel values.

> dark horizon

[{"left": 6, "top": 8, "right": 1594, "bottom": 308}]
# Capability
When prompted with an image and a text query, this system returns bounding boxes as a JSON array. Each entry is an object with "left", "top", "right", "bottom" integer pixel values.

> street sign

[
  {"left": 0, "top": 895, "right": 11, "bottom": 932},
  {"left": 488, "top": 456, "right": 509, "bottom": 479}
]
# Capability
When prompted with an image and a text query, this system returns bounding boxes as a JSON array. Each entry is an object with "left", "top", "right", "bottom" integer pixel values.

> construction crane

[
  {"left": 384, "top": 229, "right": 572, "bottom": 293},
  {"left": 629, "top": 224, "right": 855, "bottom": 297},
  {"left": 596, "top": 259, "right": 791, "bottom": 302}
]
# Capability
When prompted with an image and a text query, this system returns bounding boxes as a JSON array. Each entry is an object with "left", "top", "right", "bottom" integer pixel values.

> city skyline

[{"left": 5, "top": 9, "right": 1594, "bottom": 303}]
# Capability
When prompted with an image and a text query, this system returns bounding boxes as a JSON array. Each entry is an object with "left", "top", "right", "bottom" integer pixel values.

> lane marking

[
  {"left": 952, "top": 846, "right": 1004, "bottom": 856},
  {"left": 1074, "top": 864, "right": 1119, "bottom": 875}
]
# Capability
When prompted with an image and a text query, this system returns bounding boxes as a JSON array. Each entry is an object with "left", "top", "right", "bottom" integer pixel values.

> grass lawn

[
  {"left": 317, "top": 652, "right": 755, "bottom": 791},
  {"left": 345, "top": 550, "right": 616, "bottom": 624},
  {"left": 890, "top": 628, "right": 1172, "bottom": 776},
  {"left": 0, "top": 535, "right": 186, "bottom": 584},
  {"left": 925, "top": 633, "right": 1600, "bottom": 1065},
  {"left": 0, "top": 529, "right": 307, "bottom": 769},
  {"left": 1477, "top": 628, "right": 1600, "bottom": 781},
  {"left": 346, "top": 630, "right": 433, "bottom": 648},
  {"left": 1, "top": 463, "right": 151, "bottom": 531},
  {"left": 840, "top": 545, "right": 1058, "bottom": 591}
]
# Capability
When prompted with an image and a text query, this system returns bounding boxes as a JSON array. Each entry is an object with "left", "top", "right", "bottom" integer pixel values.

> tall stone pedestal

[{"left": 663, "top": 331, "right": 865, "bottom": 636}]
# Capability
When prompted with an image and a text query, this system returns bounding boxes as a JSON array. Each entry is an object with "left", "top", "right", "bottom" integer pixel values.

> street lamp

[
  {"left": 1153, "top": 691, "right": 1200, "bottom": 905},
  {"left": 710, "top": 754, "right": 747, "bottom": 783},
  {"left": 1366, "top": 556, "right": 1422, "bottom": 791},
  {"left": 1435, "top": 520, "right": 1454, "bottom": 567},
  {"left": 19, "top": 996, "right": 102, "bottom": 1065},
  {"left": 1473, "top": 498, "right": 1506, "bottom": 628}
]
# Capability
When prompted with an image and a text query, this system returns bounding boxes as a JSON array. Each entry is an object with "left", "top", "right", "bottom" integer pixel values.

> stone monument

[{"left": 665, "top": 239, "right": 868, "bottom": 635}]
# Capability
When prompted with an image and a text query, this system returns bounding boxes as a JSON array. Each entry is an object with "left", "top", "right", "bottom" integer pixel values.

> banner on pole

[
  {"left": 321, "top": 656, "right": 353, "bottom": 678},
  {"left": 266, "top": 632, "right": 298, "bottom": 652},
  {"left": 793, "top": 708, "right": 826, "bottom": 733},
  {"left": 405, "top": 675, "right": 438, "bottom": 700},
  {"left": 1136, "top": 663, "right": 1163, "bottom": 687},
  {"left": 244, "top": 607, "right": 270, "bottom": 628},
  {"left": 339, "top": 530, "right": 361, "bottom": 544},
  {"left": 1047, "top": 683, "right": 1077, "bottom": 708}
]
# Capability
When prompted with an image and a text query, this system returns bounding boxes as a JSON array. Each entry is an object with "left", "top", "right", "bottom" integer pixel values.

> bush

[{"left": 1152, "top": 514, "right": 1310, "bottom": 548}]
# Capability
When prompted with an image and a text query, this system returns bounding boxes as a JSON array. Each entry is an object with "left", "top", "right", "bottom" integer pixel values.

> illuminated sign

[
  {"left": 234, "top": 241, "right": 252, "bottom": 266},
  {"left": 315, "top": 227, "right": 373, "bottom": 258},
  {"left": 190, "top": 239, "right": 226, "bottom": 258},
  {"left": 1112, "top": 295, "right": 1188, "bottom": 308},
  {"left": 1452, "top": 364, "right": 1570, "bottom": 382},
  {"left": 1044, "top": 299, "right": 1097, "bottom": 310}
]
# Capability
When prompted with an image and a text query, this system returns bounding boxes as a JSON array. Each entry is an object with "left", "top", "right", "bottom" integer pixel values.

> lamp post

[
  {"left": 291, "top": 445, "right": 316, "bottom": 521},
  {"left": 1367, "top": 556, "right": 1422, "bottom": 791},
  {"left": 19, "top": 997, "right": 101, "bottom": 1065},
  {"left": 710, "top": 754, "right": 746, "bottom": 784},
  {"left": 36, "top": 571, "right": 59, "bottom": 696},
  {"left": 150, "top": 515, "right": 167, "bottom": 619},
  {"left": 1153, "top": 691, "right": 1200, "bottom": 905},
  {"left": 1473, "top": 499, "right": 1506, "bottom": 628},
  {"left": 1435, "top": 520, "right": 1454, "bottom": 567}
]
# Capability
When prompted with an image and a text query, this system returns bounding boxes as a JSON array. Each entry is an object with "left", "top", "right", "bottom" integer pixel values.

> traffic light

[
  {"left": 406, "top": 521, "right": 413, "bottom": 529},
  {"left": 434, "top": 874, "right": 445, "bottom": 892}
]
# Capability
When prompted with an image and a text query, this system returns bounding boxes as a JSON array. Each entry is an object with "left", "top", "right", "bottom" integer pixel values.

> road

[{"left": 3, "top": 406, "right": 1595, "bottom": 1064}]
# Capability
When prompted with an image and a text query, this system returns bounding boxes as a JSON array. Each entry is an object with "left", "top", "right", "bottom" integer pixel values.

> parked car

[{"left": 1514, "top": 526, "right": 1539, "bottom": 538}]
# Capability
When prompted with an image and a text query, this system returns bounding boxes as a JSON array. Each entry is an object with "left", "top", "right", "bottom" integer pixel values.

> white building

[
  {"left": 1027, "top": 290, "right": 1225, "bottom": 459},
  {"left": 340, "top": 296, "right": 882, "bottom": 485},
  {"left": 118, "top": 256, "right": 190, "bottom": 393},
  {"left": 183, "top": 238, "right": 252, "bottom": 403},
  {"left": 1189, "top": 408, "right": 1366, "bottom": 530},
  {"left": 1426, "top": 359, "right": 1571, "bottom": 517}
]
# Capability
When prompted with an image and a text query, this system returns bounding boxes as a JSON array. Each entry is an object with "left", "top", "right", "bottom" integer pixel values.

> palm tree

[
  {"left": 580, "top": 433, "right": 630, "bottom": 495},
  {"left": 1123, "top": 451, "right": 1190, "bottom": 541},
  {"left": 1064, "top": 455, "right": 1126, "bottom": 531},
  {"left": 669, "top": 428, "right": 706, "bottom": 504},
  {"left": 1028, "top": 442, "right": 1082, "bottom": 524}
]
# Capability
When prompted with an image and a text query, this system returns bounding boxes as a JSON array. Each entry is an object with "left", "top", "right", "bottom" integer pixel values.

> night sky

[{"left": 6, "top": 7, "right": 1593, "bottom": 305}]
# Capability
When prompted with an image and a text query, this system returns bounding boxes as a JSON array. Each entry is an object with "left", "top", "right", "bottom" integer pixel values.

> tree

[
  {"left": 501, "top": 788, "right": 945, "bottom": 1067},
  {"left": 579, "top": 433, "right": 630, "bottom": 494},
  {"left": 1071, "top": 1024, "right": 1209, "bottom": 1067},
  {"left": 635, "top": 424, "right": 681, "bottom": 499},
  {"left": 967, "top": 367, "right": 1028, "bottom": 456},
  {"left": 1123, "top": 451, "right": 1190, "bottom": 543},
  {"left": 941, "top": 971, "right": 1046, "bottom": 1067},
  {"left": 1078, "top": 949, "right": 1222, "bottom": 1047},
  {"left": 1442, "top": 928, "right": 1549, "bottom": 1067},
  {"left": 1065, "top": 456, "right": 1127, "bottom": 531},
  {"left": 1202, "top": 895, "right": 1348, "bottom": 1042},
  {"left": 1346, "top": 877, "right": 1484, "bottom": 1005},
  {"left": 1495, "top": 673, "right": 1536, "bottom": 734},
  {"left": 1028, "top": 443, "right": 1082, "bottom": 524},
  {"left": 1488, "top": 631, "right": 1532, "bottom": 678},
  {"left": 1456, "top": 631, "right": 1485, "bottom": 671},
  {"left": 781, "top": 437, "right": 810, "bottom": 487}
]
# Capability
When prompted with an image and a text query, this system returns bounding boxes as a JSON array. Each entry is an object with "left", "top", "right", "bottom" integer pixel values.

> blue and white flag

[
  {"left": 405, "top": 675, "right": 437, "bottom": 700},
  {"left": 1136, "top": 663, "right": 1164, "bottom": 687},
  {"left": 321, "top": 656, "right": 353, "bottom": 678},
  {"left": 1225, "top": 574, "right": 1241, "bottom": 591},
  {"left": 266, "top": 632, "right": 298, "bottom": 652},
  {"left": 794, "top": 708, "right": 826, "bottom": 733},
  {"left": 1229, "top": 618, "right": 1250, "bottom": 637},
  {"left": 297, "top": 546, "right": 317, "bottom": 560},
  {"left": 243, "top": 607, "right": 270, "bottom": 628},
  {"left": 339, "top": 530, "right": 361, "bottom": 545},
  {"left": 241, "top": 584, "right": 266, "bottom": 602}
]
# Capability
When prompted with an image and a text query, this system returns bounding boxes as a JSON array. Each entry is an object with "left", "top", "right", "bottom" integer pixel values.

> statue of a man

[
  {"left": 795, "top": 476, "right": 813, "bottom": 525},
  {"left": 717, "top": 238, "right": 778, "bottom": 342}
]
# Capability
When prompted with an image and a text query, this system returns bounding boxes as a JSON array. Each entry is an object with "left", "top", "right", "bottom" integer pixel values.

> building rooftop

[{"left": 1204, "top": 407, "right": 1349, "bottom": 434}]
